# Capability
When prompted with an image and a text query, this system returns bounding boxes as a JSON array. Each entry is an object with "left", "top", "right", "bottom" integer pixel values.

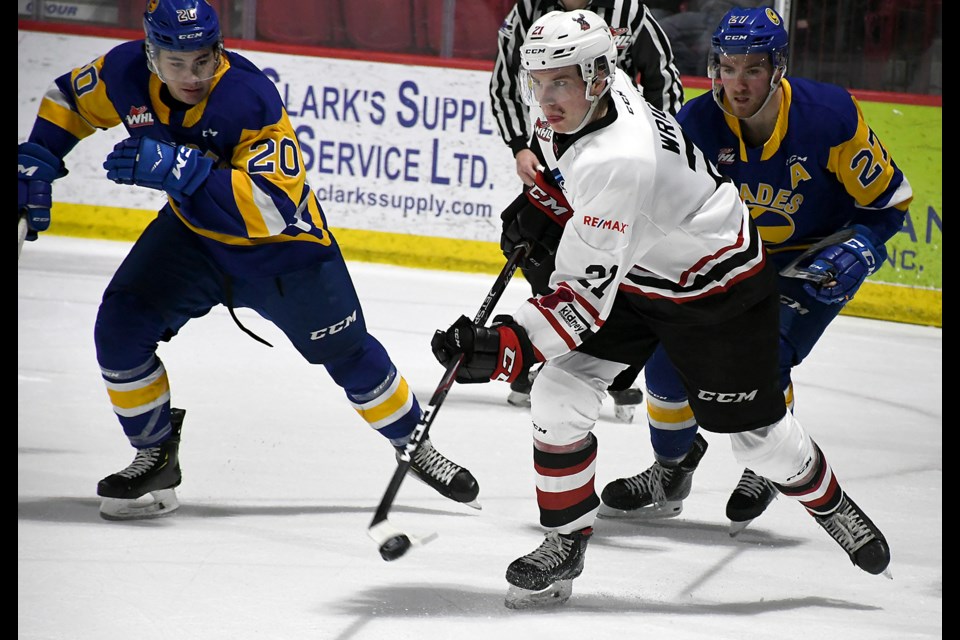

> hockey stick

[
  {"left": 18, "top": 212, "right": 28, "bottom": 261},
  {"left": 778, "top": 228, "right": 858, "bottom": 284},
  {"left": 368, "top": 242, "right": 530, "bottom": 561}
]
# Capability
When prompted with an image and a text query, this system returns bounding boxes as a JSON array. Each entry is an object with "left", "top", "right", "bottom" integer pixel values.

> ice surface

[{"left": 19, "top": 236, "right": 942, "bottom": 640}]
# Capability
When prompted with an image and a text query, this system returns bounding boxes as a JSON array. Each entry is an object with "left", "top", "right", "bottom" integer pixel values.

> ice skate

[
  {"left": 507, "top": 366, "right": 540, "bottom": 408},
  {"left": 726, "top": 468, "right": 779, "bottom": 536},
  {"left": 504, "top": 527, "right": 592, "bottom": 609},
  {"left": 401, "top": 437, "right": 481, "bottom": 509},
  {"left": 815, "top": 494, "right": 892, "bottom": 578},
  {"left": 609, "top": 387, "right": 644, "bottom": 423},
  {"left": 97, "top": 408, "right": 185, "bottom": 521},
  {"left": 598, "top": 433, "right": 708, "bottom": 519}
]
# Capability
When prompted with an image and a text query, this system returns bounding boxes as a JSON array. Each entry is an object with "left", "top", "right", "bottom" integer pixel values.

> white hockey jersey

[{"left": 514, "top": 69, "right": 767, "bottom": 361}]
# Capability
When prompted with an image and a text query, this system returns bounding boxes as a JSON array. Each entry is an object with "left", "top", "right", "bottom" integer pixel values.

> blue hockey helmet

[
  {"left": 709, "top": 7, "right": 789, "bottom": 75},
  {"left": 143, "top": 0, "right": 222, "bottom": 51},
  {"left": 708, "top": 7, "right": 789, "bottom": 117},
  {"left": 143, "top": 0, "right": 223, "bottom": 82}
]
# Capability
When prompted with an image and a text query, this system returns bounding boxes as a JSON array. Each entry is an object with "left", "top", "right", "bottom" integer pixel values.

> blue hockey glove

[
  {"left": 800, "top": 225, "right": 886, "bottom": 304},
  {"left": 103, "top": 136, "right": 213, "bottom": 201},
  {"left": 18, "top": 142, "right": 68, "bottom": 241},
  {"left": 431, "top": 314, "right": 536, "bottom": 384}
]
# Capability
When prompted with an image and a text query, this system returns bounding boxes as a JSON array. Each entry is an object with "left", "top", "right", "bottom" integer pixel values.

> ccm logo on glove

[
  {"left": 172, "top": 146, "right": 193, "bottom": 180},
  {"left": 490, "top": 326, "right": 525, "bottom": 382},
  {"left": 527, "top": 171, "right": 572, "bottom": 225},
  {"left": 430, "top": 315, "right": 538, "bottom": 384},
  {"left": 103, "top": 136, "right": 213, "bottom": 202},
  {"left": 18, "top": 142, "right": 68, "bottom": 239},
  {"left": 799, "top": 225, "right": 887, "bottom": 305}
]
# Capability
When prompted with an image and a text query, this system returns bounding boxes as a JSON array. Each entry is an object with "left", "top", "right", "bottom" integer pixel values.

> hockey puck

[{"left": 379, "top": 533, "right": 412, "bottom": 561}]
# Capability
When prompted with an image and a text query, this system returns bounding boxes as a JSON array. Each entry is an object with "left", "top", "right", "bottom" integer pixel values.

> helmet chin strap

[
  {"left": 567, "top": 77, "right": 612, "bottom": 134},
  {"left": 713, "top": 71, "right": 783, "bottom": 121}
]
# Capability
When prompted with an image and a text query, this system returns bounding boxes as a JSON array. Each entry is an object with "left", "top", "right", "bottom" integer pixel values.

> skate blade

[
  {"left": 406, "top": 473, "right": 483, "bottom": 511},
  {"left": 597, "top": 500, "right": 683, "bottom": 520},
  {"left": 504, "top": 579, "right": 573, "bottom": 609},
  {"left": 728, "top": 518, "right": 755, "bottom": 537},
  {"left": 99, "top": 488, "right": 180, "bottom": 521}
]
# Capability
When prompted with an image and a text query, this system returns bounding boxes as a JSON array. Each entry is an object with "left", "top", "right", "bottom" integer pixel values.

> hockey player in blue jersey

[
  {"left": 598, "top": 7, "right": 913, "bottom": 537},
  {"left": 17, "top": 0, "right": 479, "bottom": 520}
]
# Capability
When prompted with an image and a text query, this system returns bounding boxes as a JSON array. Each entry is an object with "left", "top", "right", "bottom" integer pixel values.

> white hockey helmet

[{"left": 520, "top": 10, "right": 617, "bottom": 102}]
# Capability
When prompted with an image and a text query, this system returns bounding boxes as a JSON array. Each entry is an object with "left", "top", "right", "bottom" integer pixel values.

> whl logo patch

[
  {"left": 125, "top": 105, "right": 155, "bottom": 128},
  {"left": 610, "top": 27, "right": 630, "bottom": 52},
  {"left": 717, "top": 148, "right": 735, "bottom": 166},
  {"left": 534, "top": 116, "right": 552, "bottom": 142}
]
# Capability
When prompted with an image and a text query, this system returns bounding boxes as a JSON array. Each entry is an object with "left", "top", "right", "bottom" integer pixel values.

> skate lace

[
  {"left": 520, "top": 532, "right": 572, "bottom": 570},
  {"left": 819, "top": 500, "right": 875, "bottom": 553},
  {"left": 734, "top": 470, "right": 775, "bottom": 499},
  {"left": 412, "top": 440, "right": 459, "bottom": 485},
  {"left": 622, "top": 463, "right": 672, "bottom": 505},
  {"left": 117, "top": 447, "right": 162, "bottom": 479}
]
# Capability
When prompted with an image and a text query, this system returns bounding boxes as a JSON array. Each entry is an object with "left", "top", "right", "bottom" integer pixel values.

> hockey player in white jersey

[{"left": 432, "top": 9, "right": 891, "bottom": 609}]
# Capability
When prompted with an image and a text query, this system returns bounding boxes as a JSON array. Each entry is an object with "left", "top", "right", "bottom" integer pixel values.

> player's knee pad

[
  {"left": 323, "top": 333, "right": 391, "bottom": 391},
  {"left": 530, "top": 352, "right": 618, "bottom": 447},
  {"left": 94, "top": 291, "right": 169, "bottom": 370},
  {"left": 644, "top": 346, "right": 686, "bottom": 401},
  {"left": 728, "top": 411, "right": 815, "bottom": 485}
]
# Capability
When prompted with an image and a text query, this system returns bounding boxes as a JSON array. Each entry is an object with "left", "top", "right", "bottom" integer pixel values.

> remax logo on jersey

[
  {"left": 534, "top": 117, "right": 552, "bottom": 142},
  {"left": 582, "top": 216, "right": 629, "bottom": 233},
  {"left": 125, "top": 106, "right": 155, "bottom": 128},
  {"left": 717, "top": 148, "right": 735, "bottom": 165}
]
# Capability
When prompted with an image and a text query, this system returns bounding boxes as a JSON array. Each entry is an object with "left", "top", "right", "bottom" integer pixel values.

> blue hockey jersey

[
  {"left": 28, "top": 40, "right": 337, "bottom": 278},
  {"left": 677, "top": 77, "right": 913, "bottom": 270}
]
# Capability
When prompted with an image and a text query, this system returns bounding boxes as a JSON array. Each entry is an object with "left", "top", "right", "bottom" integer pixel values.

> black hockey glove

[
  {"left": 500, "top": 171, "right": 572, "bottom": 269},
  {"left": 431, "top": 314, "right": 537, "bottom": 384}
]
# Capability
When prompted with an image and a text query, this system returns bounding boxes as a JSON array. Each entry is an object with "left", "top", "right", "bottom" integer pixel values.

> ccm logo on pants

[
  {"left": 310, "top": 310, "right": 357, "bottom": 340},
  {"left": 697, "top": 389, "right": 758, "bottom": 403}
]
